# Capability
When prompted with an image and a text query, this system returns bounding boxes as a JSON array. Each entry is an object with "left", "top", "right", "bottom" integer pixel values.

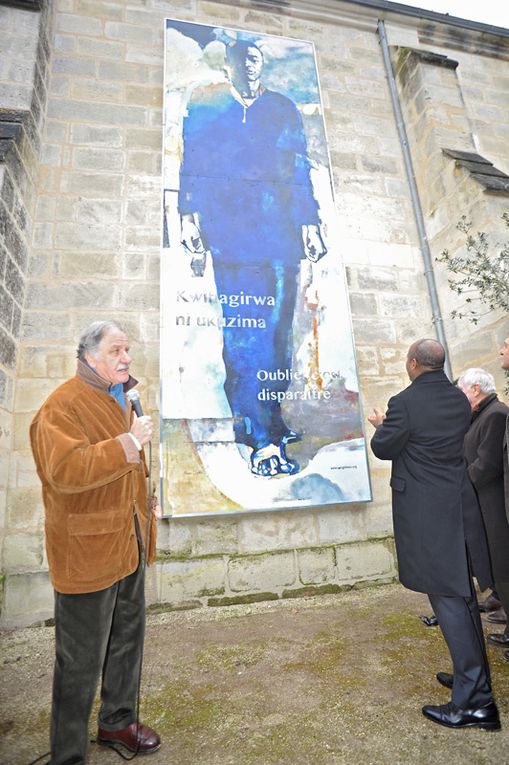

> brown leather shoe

[
  {"left": 97, "top": 721, "right": 161, "bottom": 754},
  {"left": 487, "top": 608, "right": 507, "bottom": 624}
]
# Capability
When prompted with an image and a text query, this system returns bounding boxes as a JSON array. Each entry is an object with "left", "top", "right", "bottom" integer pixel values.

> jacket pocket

[
  {"left": 67, "top": 509, "right": 127, "bottom": 582},
  {"left": 390, "top": 476, "right": 406, "bottom": 492}
]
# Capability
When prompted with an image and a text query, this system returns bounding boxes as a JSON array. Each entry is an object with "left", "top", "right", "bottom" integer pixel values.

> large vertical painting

[{"left": 161, "top": 20, "right": 372, "bottom": 516}]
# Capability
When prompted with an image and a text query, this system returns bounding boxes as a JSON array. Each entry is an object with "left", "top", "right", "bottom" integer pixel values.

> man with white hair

[{"left": 458, "top": 367, "right": 509, "bottom": 658}]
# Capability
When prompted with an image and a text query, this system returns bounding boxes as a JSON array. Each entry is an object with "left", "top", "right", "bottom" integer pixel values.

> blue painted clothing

[{"left": 179, "top": 83, "right": 320, "bottom": 448}]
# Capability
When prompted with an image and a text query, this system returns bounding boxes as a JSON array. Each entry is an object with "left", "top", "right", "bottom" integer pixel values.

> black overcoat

[
  {"left": 504, "top": 416, "right": 509, "bottom": 526},
  {"left": 371, "top": 370, "right": 492, "bottom": 597},
  {"left": 464, "top": 394, "right": 509, "bottom": 582}
]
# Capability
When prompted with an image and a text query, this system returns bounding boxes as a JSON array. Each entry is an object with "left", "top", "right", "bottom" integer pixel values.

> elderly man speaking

[
  {"left": 30, "top": 321, "right": 161, "bottom": 765},
  {"left": 368, "top": 338, "right": 499, "bottom": 731}
]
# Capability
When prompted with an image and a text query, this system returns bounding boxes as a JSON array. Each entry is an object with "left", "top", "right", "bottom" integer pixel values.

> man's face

[
  {"left": 458, "top": 382, "right": 478, "bottom": 412},
  {"left": 231, "top": 46, "right": 263, "bottom": 85},
  {"left": 243, "top": 47, "right": 263, "bottom": 82},
  {"left": 86, "top": 329, "right": 131, "bottom": 386},
  {"left": 405, "top": 345, "right": 418, "bottom": 381},
  {"left": 500, "top": 336, "right": 509, "bottom": 371}
]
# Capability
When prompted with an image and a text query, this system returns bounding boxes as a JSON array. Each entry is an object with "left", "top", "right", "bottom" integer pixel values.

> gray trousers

[
  {"left": 50, "top": 561, "right": 145, "bottom": 765},
  {"left": 429, "top": 590, "right": 493, "bottom": 709}
]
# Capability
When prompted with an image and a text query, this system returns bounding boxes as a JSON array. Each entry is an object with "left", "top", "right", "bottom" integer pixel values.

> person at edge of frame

[
  {"left": 457, "top": 367, "right": 509, "bottom": 654},
  {"left": 499, "top": 333, "right": 509, "bottom": 663}
]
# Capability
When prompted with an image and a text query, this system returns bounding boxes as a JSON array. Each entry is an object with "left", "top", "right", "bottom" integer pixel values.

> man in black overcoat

[{"left": 368, "top": 338, "right": 500, "bottom": 731}]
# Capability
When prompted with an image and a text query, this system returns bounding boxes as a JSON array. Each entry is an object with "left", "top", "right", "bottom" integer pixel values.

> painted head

[
  {"left": 226, "top": 40, "right": 264, "bottom": 89},
  {"left": 77, "top": 320, "right": 131, "bottom": 386},
  {"left": 405, "top": 338, "right": 445, "bottom": 381}
]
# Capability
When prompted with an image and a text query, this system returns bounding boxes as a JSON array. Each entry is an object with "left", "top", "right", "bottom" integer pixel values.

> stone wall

[
  {"left": 0, "top": 0, "right": 52, "bottom": 619},
  {"left": 1, "top": 0, "right": 508, "bottom": 627}
]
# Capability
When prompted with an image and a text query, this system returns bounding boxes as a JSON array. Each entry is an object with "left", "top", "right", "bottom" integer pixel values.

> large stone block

[
  {"left": 48, "top": 99, "right": 146, "bottom": 127},
  {"left": 75, "top": 0, "right": 124, "bottom": 21},
  {"left": 22, "top": 311, "right": 74, "bottom": 341},
  {"left": 27, "top": 281, "right": 115, "bottom": 310},
  {"left": 0, "top": 449, "right": 9, "bottom": 490},
  {"left": 8, "top": 451, "right": 40, "bottom": 489},
  {"left": 3, "top": 531, "right": 43, "bottom": 570},
  {"left": 352, "top": 318, "right": 396, "bottom": 344},
  {"left": 126, "top": 85, "right": 162, "bottom": 108},
  {"left": 104, "top": 21, "right": 155, "bottom": 44},
  {"left": 56, "top": 250, "right": 120, "bottom": 279},
  {"left": 316, "top": 505, "right": 368, "bottom": 545},
  {"left": 61, "top": 170, "right": 123, "bottom": 197},
  {"left": 56, "top": 13, "right": 103, "bottom": 37},
  {"left": 97, "top": 60, "right": 148, "bottom": 83},
  {"left": 71, "top": 124, "right": 122, "bottom": 147},
  {"left": 237, "top": 511, "right": 318, "bottom": 554},
  {"left": 14, "top": 378, "right": 61, "bottom": 411},
  {"left": 0, "top": 327, "right": 16, "bottom": 368},
  {"left": 6, "top": 487, "right": 44, "bottom": 530},
  {"left": 191, "top": 518, "right": 239, "bottom": 556},
  {"left": 335, "top": 540, "right": 395, "bottom": 582},
  {"left": 71, "top": 80, "right": 124, "bottom": 104},
  {"left": 157, "top": 557, "right": 225, "bottom": 603},
  {"left": 1, "top": 571, "right": 53, "bottom": 628},
  {"left": 228, "top": 551, "right": 296, "bottom": 592},
  {"left": 76, "top": 37, "right": 124, "bottom": 59},
  {"left": 157, "top": 517, "right": 193, "bottom": 555},
  {"left": 297, "top": 547, "right": 336, "bottom": 585}
]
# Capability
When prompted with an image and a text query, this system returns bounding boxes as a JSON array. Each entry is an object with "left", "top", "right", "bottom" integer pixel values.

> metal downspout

[{"left": 377, "top": 19, "right": 452, "bottom": 380}]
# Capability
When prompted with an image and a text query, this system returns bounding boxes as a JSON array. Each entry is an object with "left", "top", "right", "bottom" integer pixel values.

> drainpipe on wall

[{"left": 377, "top": 19, "right": 453, "bottom": 380}]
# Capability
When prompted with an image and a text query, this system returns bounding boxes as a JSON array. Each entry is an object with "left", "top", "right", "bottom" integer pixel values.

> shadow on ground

[{"left": 1, "top": 583, "right": 508, "bottom": 765}]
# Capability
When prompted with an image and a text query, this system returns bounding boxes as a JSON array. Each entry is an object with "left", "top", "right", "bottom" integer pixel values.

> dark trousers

[
  {"left": 50, "top": 562, "right": 145, "bottom": 765},
  {"left": 494, "top": 580, "right": 509, "bottom": 638},
  {"left": 429, "top": 590, "right": 492, "bottom": 709}
]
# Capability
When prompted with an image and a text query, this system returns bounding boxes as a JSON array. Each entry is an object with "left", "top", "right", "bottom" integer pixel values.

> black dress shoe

[
  {"left": 422, "top": 701, "right": 501, "bottom": 730},
  {"left": 436, "top": 671, "right": 453, "bottom": 689},
  {"left": 97, "top": 721, "right": 161, "bottom": 754},
  {"left": 487, "top": 608, "right": 507, "bottom": 624},
  {"left": 419, "top": 615, "right": 438, "bottom": 627},
  {"left": 478, "top": 594, "right": 502, "bottom": 612},
  {"left": 487, "top": 633, "right": 509, "bottom": 647}
]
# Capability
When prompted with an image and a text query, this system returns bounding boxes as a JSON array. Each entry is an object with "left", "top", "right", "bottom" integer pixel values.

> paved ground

[{"left": 1, "top": 583, "right": 508, "bottom": 765}]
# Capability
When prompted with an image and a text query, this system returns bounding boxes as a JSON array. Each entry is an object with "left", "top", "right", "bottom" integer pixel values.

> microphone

[{"left": 126, "top": 389, "right": 144, "bottom": 417}]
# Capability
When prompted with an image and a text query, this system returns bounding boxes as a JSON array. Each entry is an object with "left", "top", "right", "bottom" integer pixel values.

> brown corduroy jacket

[{"left": 30, "top": 361, "right": 156, "bottom": 594}]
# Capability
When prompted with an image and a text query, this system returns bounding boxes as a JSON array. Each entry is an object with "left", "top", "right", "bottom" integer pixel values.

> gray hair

[
  {"left": 76, "top": 321, "right": 124, "bottom": 360},
  {"left": 458, "top": 367, "right": 496, "bottom": 394}
]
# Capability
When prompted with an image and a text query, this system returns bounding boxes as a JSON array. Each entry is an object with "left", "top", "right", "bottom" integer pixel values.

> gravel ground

[{"left": 1, "top": 583, "right": 508, "bottom": 765}]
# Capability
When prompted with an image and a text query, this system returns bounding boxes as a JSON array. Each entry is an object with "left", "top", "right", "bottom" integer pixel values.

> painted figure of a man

[{"left": 179, "top": 39, "right": 326, "bottom": 477}]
